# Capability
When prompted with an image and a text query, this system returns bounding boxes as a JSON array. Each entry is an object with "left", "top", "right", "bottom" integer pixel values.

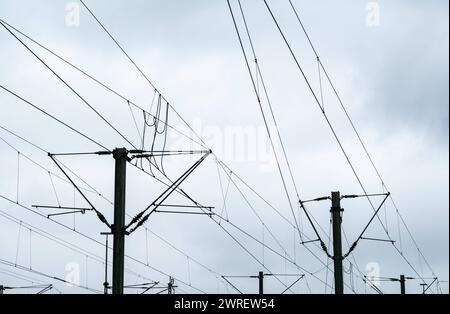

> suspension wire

[
  {"left": 262, "top": 222, "right": 265, "bottom": 266},
  {"left": 263, "top": 0, "right": 429, "bottom": 285},
  {"left": 0, "top": 129, "right": 212, "bottom": 292},
  {"left": 1, "top": 3, "right": 420, "bottom": 292},
  {"left": 217, "top": 158, "right": 328, "bottom": 243},
  {"left": 0, "top": 85, "right": 108, "bottom": 151},
  {"left": 396, "top": 205, "right": 403, "bottom": 252},
  {"left": 212, "top": 218, "right": 295, "bottom": 294},
  {"left": 382, "top": 184, "right": 389, "bottom": 233},
  {"left": 16, "top": 152, "right": 20, "bottom": 203},
  {"left": 29, "top": 229, "right": 32, "bottom": 269},
  {"left": 0, "top": 17, "right": 206, "bottom": 151},
  {"left": 0, "top": 20, "right": 136, "bottom": 149},
  {"left": 4, "top": 174, "right": 225, "bottom": 294},
  {"left": 342, "top": 228, "right": 373, "bottom": 294},
  {"left": 0, "top": 266, "right": 48, "bottom": 287},
  {"left": 287, "top": 0, "right": 437, "bottom": 280},
  {"left": 0, "top": 130, "right": 101, "bottom": 198},
  {"left": 216, "top": 158, "right": 334, "bottom": 285},
  {"left": 218, "top": 164, "right": 294, "bottom": 264},
  {"left": 0, "top": 258, "right": 101, "bottom": 294},
  {"left": 0, "top": 121, "right": 211, "bottom": 292},
  {"left": 222, "top": 9, "right": 335, "bottom": 245},
  {"left": 7, "top": 153, "right": 228, "bottom": 292},
  {"left": 194, "top": 195, "right": 336, "bottom": 291},
  {"left": 0, "top": 123, "right": 228, "bottom": 291},
  {"left": 317, "top": 57, "right": 325, "bottom": 112},
  {"left": 0, "top": 194, "right": 207, "bottom": 293},
  {"left": 56, "top": 158, "right": 112, "bottom": 205},
  {"left": 186, "top": 257, "right": 191, "bottom": 286},
  {"left": 227, "top": 0, "right": 301, "bottom": 242},
  {"left": 0, "top": 124, "right": 47, "bottom": 153},
  {"left": 76, "top": 0, "right": 211, "bottom": 150},
  {"left": 0, "top": 209, "right": 155, "bottom": 284},
  {"left": 137, "top": 154, "right": 330, "bottom": 291},
  {"left": 241, "top": 0, "right": 336, "bottom": 245},
  {"left": 145, "top": 229, "right": 149, "bottom": 266},
  {"left": 15, "top": 221, "right": 22, "bottom": 265},
  {"left": 215, "top": 158, "right": 230, "bottom": 224},
  {"left": 77, "top": 1, "right": 325, "bottom": 292},
  {"left": 127, "top": 100, "right": 143, "bottom": 143},
  {"left": 48, "top": 172, "right": 61, "bottom": 207},
  {"left": 145, "top": 228, "right": 225, "bottom": 279}
]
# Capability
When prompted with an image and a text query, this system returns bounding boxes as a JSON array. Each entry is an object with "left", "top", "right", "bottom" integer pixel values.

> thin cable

[
  {"left": 0, "top": 194, "right": 207, "bottom": 294},
  {"left": 217, "top": 158, "right": 333, "bottom": 276},
  {"left": 127, "top": 100, "right": 143, "bottom": 143},
  {"left": 16, "top": 152, "right": 20, "bottom": 203},
  {"left": 0, "top": 20, "right": 135, "bottom": 149},
  {"left": 48, "top": 172, "right": 61, "bottom": 207},
  {"left": 1, "top": 124, "right": 211, "bottom": 287},
  {"left": 0, "top": 209, "right": 153, "bottom": 283},
  {"left": 0, "top": 85, "right": 108, "bottom": 150},
  {"left": 0, "top": 131, "right": 102, "bottom": 198},
  {"left": 0, "top": 17, "right": 207, "bottom": 151},
  {"left": 227, "top": 0, "right": 301, "bottom": 241},
  {"left": 288, "top": 0, "right": 437, "bottom": 280},
  {"left": 0, "top": 124, "right": 47, "bottom": 153},
  {"left": 15, "top": 221, "right": 22, "bottom": 265},
  {"left": 0, "top": 258, "right": 101, "bottom": 294},
  {"left": 238, "top": 0, "right": 310, "bottom": 238},
  {"left": 264, "top": 0, "right": 429, "bottom": 284},
  {"left": 78, "top": 0, "right": 210, "bottom": 150}
]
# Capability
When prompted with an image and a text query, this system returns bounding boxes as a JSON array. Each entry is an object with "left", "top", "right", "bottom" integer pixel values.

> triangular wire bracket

[{"left": 126, "top": 151, "right": 212, "bottom": 234}]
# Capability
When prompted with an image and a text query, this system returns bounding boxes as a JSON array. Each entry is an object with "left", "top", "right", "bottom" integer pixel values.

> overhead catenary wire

[
  {"left": 236, "top": 0, "right": 307, "bottom": 226},
  {"left": 227, "top": 0, "right": 302, "bottom": 243},
  {"left": 262, "top": 0, "right": 430, "bottom": 287},
  {"left": 0, "top": 266, "right": 51, "bottom": 289},
  {"left": 0, "top": 20, "right": 136, "bottom": 149},
  {"left": 215, "top": 157, "right": 335, "bottom": 286},
  {"left": 0, "top": 123, "right": 210, "bottom": 293},
  {"left": 77, "top": 0, "right": 329, "bottom": 293},
  {"left": 0, "top": 125, "right": 225, "bottom": 292},
  {"left": 0, "top": 85, "right": 108, "bottom": 151},
  {"left": 0, "top": 258, "right": 101, "bottom": 294},
  {"left": 0, "top": 131, "right": 101, "bottom": 198},
  {"left": 0, "top": 207, "right": 158, "bottom": 285},
  {"left": 78, "top": 0, "right": 211, "bottom": 154},
  {"left": 229, "top": 2, "right": 336, "bottom": 262},
  {"left": 0, "top": 193, "right": 207, "bottom": 294},
  {"left": 0, "top": 17, "right": 207, "bottom": 151},
  {"left": 0, "top": 1, "right": 439, "bottom": 293},
  {"left": 1, "top": 22, "right": 299, "bottom": 296},
  {"left": 287, "top": 0, "right": 437, "bottom": 282}
]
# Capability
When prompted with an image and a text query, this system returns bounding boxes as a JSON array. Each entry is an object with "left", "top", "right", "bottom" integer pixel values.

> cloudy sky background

[{"left": 0, "top": 0, "right": 448, "bottom": 294}]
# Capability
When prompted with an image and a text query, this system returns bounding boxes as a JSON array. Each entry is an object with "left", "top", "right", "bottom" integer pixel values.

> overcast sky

[{"left": 0, "top": 0, "right": 448, "bottom": 294}]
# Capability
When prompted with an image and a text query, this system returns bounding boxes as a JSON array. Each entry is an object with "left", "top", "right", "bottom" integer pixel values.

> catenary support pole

[
  {"left": 259, "top": 271, "right": 264, "bottom": 294},
  {"left": 400, "top": 275, "right": 406, "bottom": 294},
  {"left": 112, "top": 148, "right": 128, "bottom": 295},
  {"left": 331, "top": 191, "right": 344, "bottom": 294}
]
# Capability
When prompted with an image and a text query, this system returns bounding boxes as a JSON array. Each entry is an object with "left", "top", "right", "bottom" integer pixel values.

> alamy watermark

[
  {"left": 65, "top": 2, "right": 81, "bottom": 27},
  {"left": 168, "top": 118, "right": 280, "bottom": 173},
  {"left": 65, "top": 261, "right": 80, "bottom": 287},
  {"left": 366, "top": 1, "right": 381, "bottom": 27},
  {"left": 365, "top": 262, "right": 381, "bottom": 288}
]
